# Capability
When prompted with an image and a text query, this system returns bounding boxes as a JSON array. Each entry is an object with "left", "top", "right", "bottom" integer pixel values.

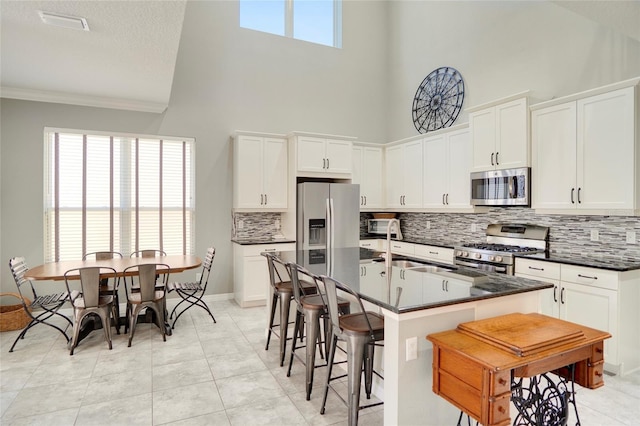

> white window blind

[{"left": 44, "top": 129, "right": 195, "bottom": 262}]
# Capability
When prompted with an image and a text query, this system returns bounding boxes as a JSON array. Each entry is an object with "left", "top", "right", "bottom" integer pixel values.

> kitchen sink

[
  {"left": 386, "top": 260, "right": 428, "bottom": 269},
  {"left": 407, "top": 265, "right": 454, "bottom": 273}
]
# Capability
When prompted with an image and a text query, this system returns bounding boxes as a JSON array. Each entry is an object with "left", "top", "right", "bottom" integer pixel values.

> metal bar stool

[
  {"left": 320, "top": 275, "right": 384, "bottom": 426},
  {"left": 286, "top": 263, "right": 351, "bottom": 400},
  {"left": 263, "top": 252, "right": 316, "bottom": 366}
]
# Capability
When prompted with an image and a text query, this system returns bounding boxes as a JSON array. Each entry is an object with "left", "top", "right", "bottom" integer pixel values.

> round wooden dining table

[{"left": 24, "top": 255, "right": 202, "bottom": 281}]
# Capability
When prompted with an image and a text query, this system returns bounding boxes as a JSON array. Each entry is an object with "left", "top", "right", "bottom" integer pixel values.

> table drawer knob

[
  {"left": 595, "top": 370, "right": 603, "bottom": 377},
  {"left": 595, "top": 347, "right": 603, "bottom": 354},
  {"left": 498, "top": 406, "right": 506, "bottom": 413},
  {"left": 498, "top": 378, "right": 507, "bottom": 385}
]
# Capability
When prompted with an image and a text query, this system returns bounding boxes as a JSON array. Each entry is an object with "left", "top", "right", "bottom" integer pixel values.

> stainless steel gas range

[{"left": 454, "top": 224, "right": 549, "bottom": 275}]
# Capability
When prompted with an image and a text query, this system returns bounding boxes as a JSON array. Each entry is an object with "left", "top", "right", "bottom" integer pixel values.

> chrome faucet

[{"left": 385, "top": 218, "right": 403, "bottom": 269}]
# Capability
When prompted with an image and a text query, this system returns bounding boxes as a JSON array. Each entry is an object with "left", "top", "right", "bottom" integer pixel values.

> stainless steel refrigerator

[{"left": 297, "top": 182, "right": 360, "bottom": 251}]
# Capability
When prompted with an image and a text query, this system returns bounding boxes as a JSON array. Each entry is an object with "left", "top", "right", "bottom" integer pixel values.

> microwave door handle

[{"left": 509, "top": 176, "right": 516, "bottom": 198}]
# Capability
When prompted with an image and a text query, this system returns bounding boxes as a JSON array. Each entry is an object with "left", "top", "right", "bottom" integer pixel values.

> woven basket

[{"left": 0, "top": 293, "right": 31, "bottom": 332}]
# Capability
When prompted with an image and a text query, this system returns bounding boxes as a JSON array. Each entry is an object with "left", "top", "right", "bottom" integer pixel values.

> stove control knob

[
  {"left": 463, "top": 251, "right": 469, "bottom": 257},
  {"left": 474, "top": 253, "right": 482, "bottom": 259},
  {"left": 495, "top": 256, "right": 503, "bottom": 262},
  {"left": 488, "top": 255, "right": 495, "bottom": 261},
  {"left": 455, "top": 250, "right": 463, "bottom": 257}
]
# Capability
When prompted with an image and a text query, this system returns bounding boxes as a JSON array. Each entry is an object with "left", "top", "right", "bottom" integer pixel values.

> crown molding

[{"left": 0, "top": 86, "right": 167, "bottom": 114}]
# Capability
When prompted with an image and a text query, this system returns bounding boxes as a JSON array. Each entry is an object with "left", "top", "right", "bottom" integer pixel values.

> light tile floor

[{"left": 0, "top": 297, "right": 638, "bottom": 425}]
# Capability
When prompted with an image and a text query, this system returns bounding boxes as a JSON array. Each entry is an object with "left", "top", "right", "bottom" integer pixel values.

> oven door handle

[{"left": 455, "top": 258, "right": 508, "bottom": 273}]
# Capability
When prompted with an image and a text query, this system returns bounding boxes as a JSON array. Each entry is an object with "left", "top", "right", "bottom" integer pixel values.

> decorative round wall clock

[{"left": 412, "top": 67, "right": 465, "bottom": 134}]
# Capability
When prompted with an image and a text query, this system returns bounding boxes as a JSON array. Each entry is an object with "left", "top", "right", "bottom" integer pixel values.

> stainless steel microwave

[
  {"left": 470, "top": 167, "right": 530, "bottom": 206},
  {"left": 367, "top": 218, "right": 398, "bottom": 235}
]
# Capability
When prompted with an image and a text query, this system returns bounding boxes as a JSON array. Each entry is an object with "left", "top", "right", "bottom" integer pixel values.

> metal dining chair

[
  {"left": 263, "top": 252, "right": 316, "bottom": 366},
  {"left": 286, "top": 262, "right": 351, "bottom": 400},
  {"left": 83, "top": 251, "right": 123, "bottom": 333},
  {"left": 122, "top": 263, "right": 170, "bottom": 346},
  {"left": 130, "top": 249, "right": 166, "bottom": 258},
  {"left": 7, "top": 257, "right": 73, "bottom": 352},
  {"left": 64, "top": 266, "right": 118, "bottom": 355},
  {"left": 167, "top": 247, "right": 216, "bottom": 328},
  {"left": 320, "top": 275, "right": 384, "bottom": 426}
]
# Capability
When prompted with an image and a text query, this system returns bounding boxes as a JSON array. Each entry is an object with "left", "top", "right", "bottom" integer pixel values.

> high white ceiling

[
  {"left": 0, "top": 0, "right": 187, "bottom": 113},
  {"left": 0, "top": 1, "right": 638, "bottom": 114}
]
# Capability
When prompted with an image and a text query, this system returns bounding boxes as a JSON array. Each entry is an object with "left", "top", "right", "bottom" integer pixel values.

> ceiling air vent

[{"left": 38, "top": 11, "right": 90, "bottom": 31}]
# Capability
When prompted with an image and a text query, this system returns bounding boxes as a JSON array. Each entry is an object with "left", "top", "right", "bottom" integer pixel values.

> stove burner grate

[{"left": 462, "top": 243, "right": 541, "bottom": 253}]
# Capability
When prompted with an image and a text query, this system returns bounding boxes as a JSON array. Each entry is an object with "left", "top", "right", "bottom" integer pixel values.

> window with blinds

[{"left": 44, "top": 128, "right": 195, "bottom": 262}]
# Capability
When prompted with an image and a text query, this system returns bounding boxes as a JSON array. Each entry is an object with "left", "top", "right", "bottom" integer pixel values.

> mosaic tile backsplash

[
  {"left": 232, "top": 212, "right": 282, "bottom": 240},
  {"left": 362, "top": 209, "right": 640, "bottom": 261},
  {"left": 236, "top": 210, "right": 640, "bottom": 260}
]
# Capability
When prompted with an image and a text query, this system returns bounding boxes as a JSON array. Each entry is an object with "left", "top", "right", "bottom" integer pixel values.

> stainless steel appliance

[
  {"left": 454, "top": 223, "right": 549, "bottom": 274},
  {"left": 470, "top": 167, "right": 530, "bottom": 206},
  {"left": 367, "top": 218, "right": 399, "bottom": 235},
  {"left": 297, "top": 182, "right": 360, "bottom": 251}
]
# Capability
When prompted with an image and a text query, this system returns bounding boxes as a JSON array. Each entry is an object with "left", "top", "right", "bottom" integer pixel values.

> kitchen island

[{"left": 276, "top": 247, "right": 553, "bottom": 425}]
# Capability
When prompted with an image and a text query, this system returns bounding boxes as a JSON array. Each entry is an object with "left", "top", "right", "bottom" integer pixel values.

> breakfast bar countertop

[{"left": 276, "top": 247, "right": 553, "bottom": 314}]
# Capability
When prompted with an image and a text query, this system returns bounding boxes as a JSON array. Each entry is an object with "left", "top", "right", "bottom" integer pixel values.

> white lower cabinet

[
  {"left": 413, "top": 244, "right": 455, "bottom": 265},
  {"left": 233, "top": 242, "right": 295, "bottom": 308},
  {"left": 382, "top": 240, "right": 415, "bottom": 256},
  {"left": 360, "top": 239, "right": 382, "bottom": 251},
  {"left": 423, "top": 274, "right": 471, "bottom": 303},
  {"left": 515, "top": 257, "right": 640, "bottom": 375}
]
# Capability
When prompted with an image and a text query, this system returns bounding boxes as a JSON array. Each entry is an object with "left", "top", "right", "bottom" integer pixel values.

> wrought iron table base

[{"left": 457, "top": 364, "right": 581, "bottom": 426}]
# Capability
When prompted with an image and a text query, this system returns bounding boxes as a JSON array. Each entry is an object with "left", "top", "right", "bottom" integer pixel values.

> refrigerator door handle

[
  {"left": 329, "top": 198, "right": 335, "bottom": 250},
  {"left": 326, "top": 198, "right": 332, "bottom": 251}
]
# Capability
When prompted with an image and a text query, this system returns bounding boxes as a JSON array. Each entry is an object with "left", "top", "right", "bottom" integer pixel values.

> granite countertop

[
  {"left": 360, "top": 234, "right": 459, "bottom": 249},
  {"left": 516, "top": 252, "right": 640, "bottom": 272},
  {"left": 277, "top": 247, "right": 553, "bottom": 314},
  {"left": 231, "top": 237, "right": 296, "bottom": 245}
]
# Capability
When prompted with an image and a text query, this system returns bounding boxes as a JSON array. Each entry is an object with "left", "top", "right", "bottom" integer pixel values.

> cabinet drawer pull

[
  {"left": 560, "top": 287, "right": 565, "bottom": 304},
  {"left": 553, "top": 286, "right": 558, "bottom": 303},
  {"left": 528, "top": 266, "right": 544, "bottom": 271},
  {"left": 571, "top": 188, "right": 575, "bottom": 204},
  {"left": 491, "top": 152, "right": 494, "bottom": 166},
  {"left": 264, "top": 194, "right": 267, "bottom": 205},
  {"left": 495, "top": 152, "right": 499, "bottom": 165},
  {"left": 429, "top": 251, "right": 439, "bottom": 255},
  {"left": 577, "top": 187, "right": 582, "bottom": 204},
  {"left": 445, "top": 193, "right": 449, "bottom": 204},
  {"left": 264, "top": 248, "right": 276, "bottom": 252},
  {"left": 327, "top": 158, "right": 330, "bottom": 169},
  {"left": 578, "top": 274, "right": 598, "bottom": 280},
  {"left": 260, "top": 194, "right": 264, "bottom": 205}
]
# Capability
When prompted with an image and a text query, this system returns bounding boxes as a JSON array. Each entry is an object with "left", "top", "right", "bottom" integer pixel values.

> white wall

[
  {"left": 2, "top": 0, "right": 640, "bottom": 294},
  {"left": 386, "top": 0, "right": 640, "bottom": 140},
  {"left": 0, "top": 0, "right": 389, "bottom": 293}
]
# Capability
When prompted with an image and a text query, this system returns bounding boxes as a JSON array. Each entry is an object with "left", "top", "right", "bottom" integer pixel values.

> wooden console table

[{"left": 427, "top": 313, "right": 611, "bottom": 426}]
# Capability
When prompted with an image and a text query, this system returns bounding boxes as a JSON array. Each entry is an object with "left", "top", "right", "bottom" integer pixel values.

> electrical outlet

[
  {"left": 471, "top": 224, "right": 477, "bottom": 232},
  {"left": 406, "top": 336, "right": 417, "bottom": 361},
  {"left": 275, "top": 219, "right": 280, "bottom": 230},
  {"left": 590, "top": 229, "right": 599, "bottom": 242},
  {"left": 238, "top": 220, "right": 244, "bottom": 230},
  {"left": 426, "top": 221, "right": 431, "bottom": 230},
  {"left": 626, "top": 231, "right": 636, "bottom": 244}
]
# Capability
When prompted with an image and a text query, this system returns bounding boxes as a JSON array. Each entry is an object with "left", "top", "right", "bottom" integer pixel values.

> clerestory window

[{"left": 240, "top": 0, "right": 342, "bottom": 48}]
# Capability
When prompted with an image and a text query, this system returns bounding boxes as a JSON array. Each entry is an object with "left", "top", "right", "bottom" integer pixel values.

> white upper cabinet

[
  {"left": 296, "top": 135, "right": 352, "bottom": 176},
  {"left": 423, "top": 127, "right": 472, "bottom": 211},
  {"left": 352, "top": 144, "right": 383, "bottom": 209},
  {"left": 532, "top": 83, "right": 638, "bottom": 215},
  {"left": 233, "top": 133, "right": 288, "bottom": 210},
  {"left": 385, "top": 140, "right": 423, "bottom": 209},
  {"left": 470, "top": 96, "right": 529, "bottom": 172}
]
